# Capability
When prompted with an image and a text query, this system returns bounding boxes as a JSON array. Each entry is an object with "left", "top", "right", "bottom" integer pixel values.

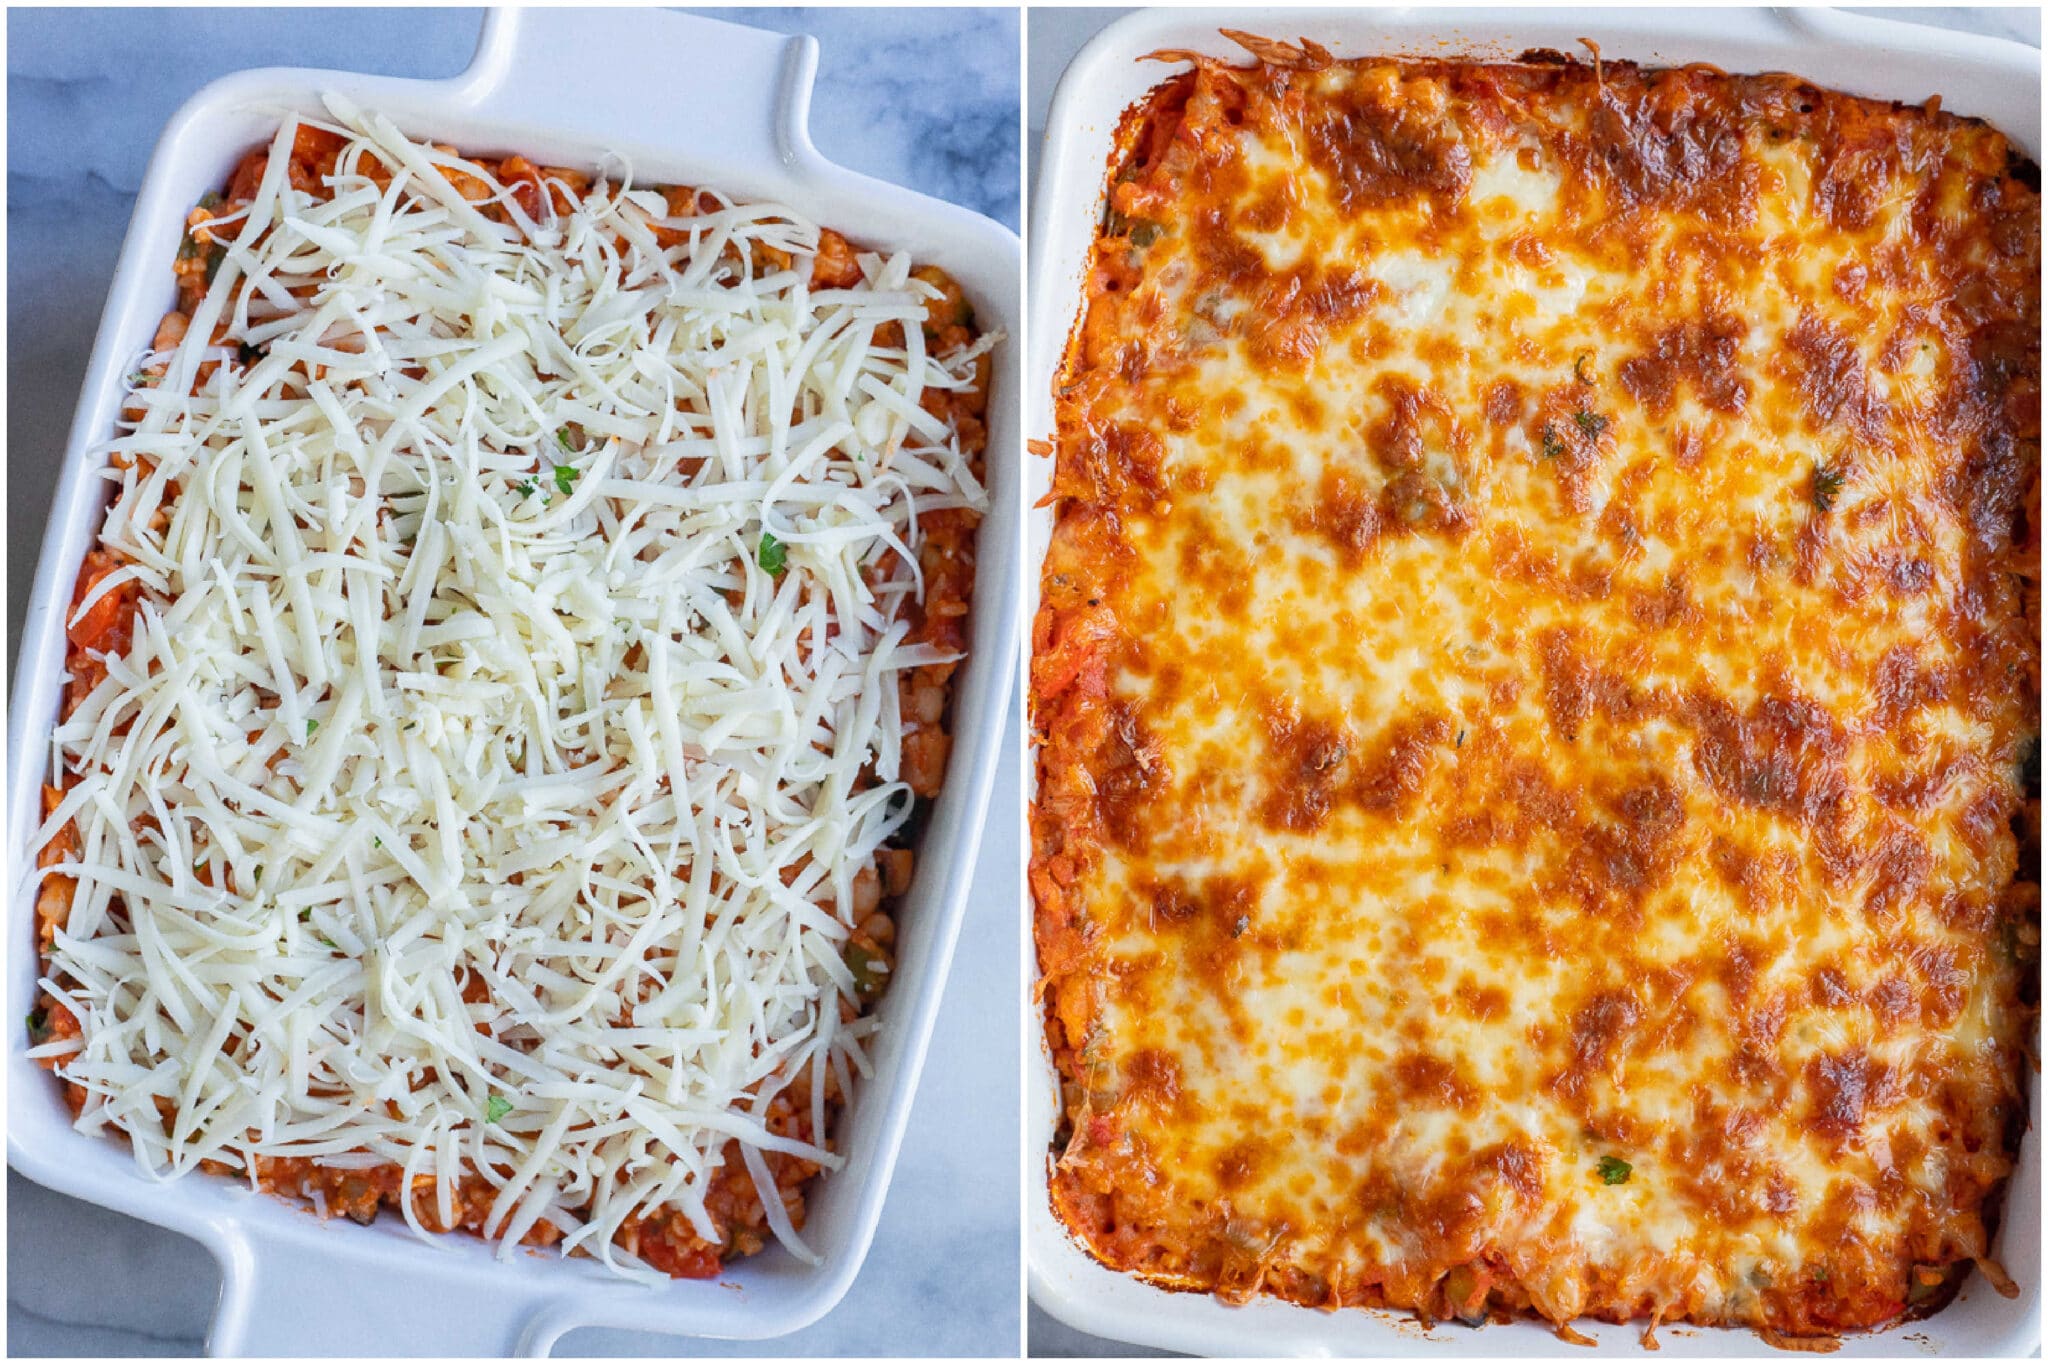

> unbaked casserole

[{"left": 31, "top": 101, "right": 994, "bottom": 1284}]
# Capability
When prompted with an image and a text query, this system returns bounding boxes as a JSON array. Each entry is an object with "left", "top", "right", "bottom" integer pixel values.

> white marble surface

[
  {"left": 5, "top": 6, "right": 1020, "bottom": 1358},
  {"left": 1021, "top": 6, "right": 2037, "bottom": 1359}
]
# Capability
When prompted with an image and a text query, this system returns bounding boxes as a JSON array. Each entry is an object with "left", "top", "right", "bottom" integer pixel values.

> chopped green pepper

[{"left": 845, "top": 942, "right": 889, "bottom": 1002}]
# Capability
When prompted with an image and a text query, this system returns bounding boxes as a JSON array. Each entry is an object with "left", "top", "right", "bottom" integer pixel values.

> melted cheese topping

[
  {"left": 33, "top": 101, "right": 992, "bottom": 1280},
  {"left": 1032, "top": 48, "right": 2039, "bottom": 1339}
]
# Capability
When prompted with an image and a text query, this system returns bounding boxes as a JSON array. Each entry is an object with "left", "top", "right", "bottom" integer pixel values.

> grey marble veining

[
  {"left": 700, "top": 7, "right": 1021, "bottom": 235},
  {"left": 5, "top": 7, "right": 1019, "bottom": 1358},
  {"left": 1021, "top": 6, "right": 2037, "bottom": 1360}
]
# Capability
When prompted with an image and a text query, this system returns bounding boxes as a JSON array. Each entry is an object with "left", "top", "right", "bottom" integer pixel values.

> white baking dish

[
  {"left": 1024, "top": 7, "right": 2040, "bottom": 1357},
  {"left": 6, "top": 7, "right": 1019, "bottom": 1356}
]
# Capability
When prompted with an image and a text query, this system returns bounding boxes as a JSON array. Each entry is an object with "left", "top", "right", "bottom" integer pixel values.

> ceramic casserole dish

[
  {"left": 8, "top": 6, "right": 1020, "bottom": 1355},
  {"left": 1024, "top": 7, "right": 2039, "bottom": 1357}
]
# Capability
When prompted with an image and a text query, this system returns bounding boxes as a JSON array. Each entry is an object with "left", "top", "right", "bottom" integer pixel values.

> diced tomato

[
  {"left": 66, "top": 551, "right": 136, "bottom": 657},
  {"left": 227, "top": 150, "right": 268, "bottom": 203},
  {"left": 499, "top": 155, "right": 545, "bottom": 219},
  {"left": 292, "top": 123, "right": 348, "bottom": 179},
  {"left": 638, "top": 1229, "right": 723, "bottom": 1279}
]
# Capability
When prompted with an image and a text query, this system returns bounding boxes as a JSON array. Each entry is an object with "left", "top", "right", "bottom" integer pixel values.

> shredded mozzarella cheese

[{"left": 33, "top": 97, "right": 994, "bottom": 1282}]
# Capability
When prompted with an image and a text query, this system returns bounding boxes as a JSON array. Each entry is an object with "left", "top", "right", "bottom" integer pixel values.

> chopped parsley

[
  {"left": 1574, "top": 350, "right": 1595, "bottom": 385},
  {"left": 556, "top": 427, "right": 573, "bottom": 451},
  {"left": 1596, "top": 1154, "right": 1632, "bottom": 1185},
  {"left": 1539, "top": 424, "right": 1565, "bottom": 460},
  {"left": 198, "top": 191, "right": 222, "bottom": 210},
  {"left": 1811, "top": 461, "right": 1846, "bottom": 512},
  {"left": 316, "top": 933, "right": 337, "bottom": 949},
  {"left": 1573, "top": 409, "right": 1608, "bottom": 439},
  {"left": 485, "top": 1093, "right": 513, "bottom": 1125},
  {"left": 552, "top": 463, "right": 577, "bottom": 497},
  {"left": 299, "top": 908, "right": 312, "bottom": 922},
  {"left": 1128, "top": 219, "right": 1163, "bottom": 248},
  {"left": 26, "top": 1009, "right": 46, "bottom": 1039},
  {"left": 372, "top": 836, "right": 383, "bottom": 849},
  {"left": 757, "top": 531, "right": 787, "bottom": 575},
  {"left": 305, "top": 718, "right": 319, "bottom": 739},
  {"left": 514, "top": 478, "right": 539, "bottom": 499},
  {"left": 203, "top": 242, "right": 227, "bottom": 285}
]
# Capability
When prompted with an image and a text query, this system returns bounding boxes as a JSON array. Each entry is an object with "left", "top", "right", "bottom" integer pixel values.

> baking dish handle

[
  {"left": 456, "top": 7, "right": 819, "bottom": 173},
  {"left": 206, "top": 1226, "right": 576, "bottom": 1357}
]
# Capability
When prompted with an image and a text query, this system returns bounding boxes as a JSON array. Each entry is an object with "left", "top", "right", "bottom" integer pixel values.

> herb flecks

[
  {"left": 1574, "top": 350, "right": 1595, "bottom": 385},
  {"left": 1597, "top": 1154, "right": 1632, "bottom": 1185},
  {"left": 1539, "top": 424, "right": 1565, "bottom": 461},
  {"left": 1573, "top": 409, "right": 1609, "bottom": 439},
  {"left": 553, "top": 464, "right": 578, "bottom": 497},
  {"left": 1811, "top": 461, "right": 1846, "bottom": 513},
  {"left": 758, "top": 532, "right": 788, "bottom": 575},
  {"left": 485, "top": 1093, "right": 513, "bottom": 1125}
]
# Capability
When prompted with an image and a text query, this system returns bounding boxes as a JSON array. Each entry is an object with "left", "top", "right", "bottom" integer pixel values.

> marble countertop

[
  {"left": 4, "top": 6, "right": 1020, "bottom": 1358},
  {"left": 1021, "top": 6, "right": 2036, "bottom": 1359}
]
